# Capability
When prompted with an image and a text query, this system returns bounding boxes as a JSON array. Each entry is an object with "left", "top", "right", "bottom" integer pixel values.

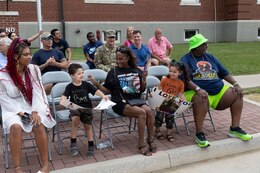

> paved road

[{"left": 153, "top": 149, "right": 260, "bottom": 173}]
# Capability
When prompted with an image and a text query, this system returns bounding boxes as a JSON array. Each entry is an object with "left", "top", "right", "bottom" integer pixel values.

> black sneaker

[
  {"left": 87, "top": 145, "right": 94, "bottom": 159},
  {"left": 70, "top": 142, "right": 78, "bottom": 156},
  {"left": 195, "top": 132, "right": 211, "bottom": 148}
]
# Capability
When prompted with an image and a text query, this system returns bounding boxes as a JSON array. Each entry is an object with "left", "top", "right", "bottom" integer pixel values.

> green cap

[{"left": 189, "top": 34, "right": 208, "bottom": 50}]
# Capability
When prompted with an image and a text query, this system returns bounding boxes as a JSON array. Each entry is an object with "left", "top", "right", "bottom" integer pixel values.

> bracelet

[{"left": 233, "top": 82, "right": 239, "bottom": 86}]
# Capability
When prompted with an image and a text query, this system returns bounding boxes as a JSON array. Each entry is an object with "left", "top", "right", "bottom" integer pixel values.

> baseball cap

[
  {"left": 105, "top": 30, "right": 116, "bottom": 38},
  {"left": 189, "top": 34, "right": 208, "bottom": 50},
  {"left": 41, "top": 32, "right": 53, "bottom": 40}
]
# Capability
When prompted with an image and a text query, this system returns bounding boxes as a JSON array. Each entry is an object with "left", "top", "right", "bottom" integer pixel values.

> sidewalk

[{"left": 1, "top": 74, "right": 260, "bottom": 173}]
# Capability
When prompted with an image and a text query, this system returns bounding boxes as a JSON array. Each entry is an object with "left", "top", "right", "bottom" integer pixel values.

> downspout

[
  {"left": 6, "top": 0, "right": 9, "bottom": 11},
  {"left": 214, "top": 0, "right": 217, "bottom": 43},
  {"left": 60, "top": 0, "right": 66, "bottom": 40}
]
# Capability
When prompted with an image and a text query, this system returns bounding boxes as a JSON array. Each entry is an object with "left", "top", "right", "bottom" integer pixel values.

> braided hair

[{"left": 6, "top": 38, "right": 33, "bottom": 105}]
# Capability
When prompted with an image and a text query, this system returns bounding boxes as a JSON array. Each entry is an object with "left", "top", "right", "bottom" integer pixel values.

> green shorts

[{"left": 184, "top": 85, "right": 230, "bottom": 110}]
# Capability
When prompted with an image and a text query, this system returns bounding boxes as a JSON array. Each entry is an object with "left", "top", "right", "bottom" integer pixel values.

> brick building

[{"left": 0, "top": 0, "right": 260, "bottom": 47}]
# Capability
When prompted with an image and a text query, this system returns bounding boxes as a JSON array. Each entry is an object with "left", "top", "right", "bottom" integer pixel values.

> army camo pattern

[{"left": 95, "top": 45, "right": 117, "bottom": 72}]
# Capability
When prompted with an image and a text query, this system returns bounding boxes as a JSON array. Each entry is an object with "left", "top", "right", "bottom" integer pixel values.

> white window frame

[
  {"left": 10, "top": 0, "right": 36, "bottom": 2},
  {"left": 180, "top": 0, "right": 201, "bottom": 6},
  {"left": 85, "top": 0, "right": 134, "bottom": 4},
  {"left": 101, "top": 30, "right": 121, "bottom": 44},
  {"left": 184, "top": 29, "right": 199, "bottom": 41}
]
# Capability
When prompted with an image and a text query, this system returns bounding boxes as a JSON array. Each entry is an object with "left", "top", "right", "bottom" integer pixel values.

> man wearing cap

[
  {"left": 180, "top": 34, "right": 252, "bottom": 148},
  {"left": 51, "top": 28, "right": 72, "bottom": 62},
  {"left": 94, "top": 30, "right": 117, "bottom": 72},
  {"left": 32, "top": 32, "right": 68, "bottom": 93},
  {"left": 148, "top": 28, "right": 173, "bottom": 67}
]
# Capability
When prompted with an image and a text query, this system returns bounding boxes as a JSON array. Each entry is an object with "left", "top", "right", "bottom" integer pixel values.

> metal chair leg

[
  {"left": 208, "top": 110, "right": 216, "bottom": 132},
  {"left": 4, "top": 133, "right": 9, "bottom": 169},
  {"left": 104, "top": 111, "right": 114, "bottom": 149},
  {"left": 182, "top": 113, "right": 190, "bottom": 136}
]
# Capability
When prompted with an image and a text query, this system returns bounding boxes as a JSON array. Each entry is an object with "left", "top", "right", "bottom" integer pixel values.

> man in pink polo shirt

[{"left": 148, "top": 28, "right": 173, "bottom": 67}]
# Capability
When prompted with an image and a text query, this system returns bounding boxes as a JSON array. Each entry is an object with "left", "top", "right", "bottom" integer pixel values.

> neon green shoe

[
  {"left": 228, "top": 127, "right": 253, "bottom": 141},
  {"left": 195, "top": 132, "right": 211, "bottom": 148}
]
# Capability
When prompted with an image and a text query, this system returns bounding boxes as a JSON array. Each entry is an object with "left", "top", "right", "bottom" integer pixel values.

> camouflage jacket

[{"left": 94, "top": 45, "right": 117, "bottom": 72}]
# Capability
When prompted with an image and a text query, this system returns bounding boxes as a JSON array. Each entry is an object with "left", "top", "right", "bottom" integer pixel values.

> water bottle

[{"left": 97, "top": 141, "right": 111, "bottom": 150}]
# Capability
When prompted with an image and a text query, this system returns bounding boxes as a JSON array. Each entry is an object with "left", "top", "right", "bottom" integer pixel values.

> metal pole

[
  {"left": 36, "top": 0, "right": 43, "bottom": 48},
  {"left": 60, "top": 0, "right": 66, "bottom": 40},
  {"left": 214, "top": 0, "right": 217, "bottom": 43}
]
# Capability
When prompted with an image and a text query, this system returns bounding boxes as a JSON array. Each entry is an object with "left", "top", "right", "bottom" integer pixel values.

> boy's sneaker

[
  {"left": 228, "top": 127, "right": 253, "bottom": 141},
  {"left": 195, "top": 132, "right": 211, "bottom": 148},
  {"left": 70, "top": 142, "right": 78, "bottom": 156},
  {"left": 87, "top": 145, "right": 94, "bottom": 159}
]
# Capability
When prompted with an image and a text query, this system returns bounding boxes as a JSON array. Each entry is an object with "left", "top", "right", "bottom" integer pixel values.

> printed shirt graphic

[
  {"left": 118, "top": 72, "right": 141, "bottom": 94},
  {"left": 180, "top": 53, "right": 230, "bottom": 95},
  {"left": 193, "top": 61, "right": 218, "bottom": 80}
]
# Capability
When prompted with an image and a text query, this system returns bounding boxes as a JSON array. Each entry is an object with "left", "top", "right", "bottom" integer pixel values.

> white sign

[{"left": 147, "top": 87, "right": 191, "bottom": 116}]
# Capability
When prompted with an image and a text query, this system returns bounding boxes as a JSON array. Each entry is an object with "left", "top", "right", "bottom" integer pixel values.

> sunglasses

[
  {"left": 43, "top": 37, "right": 53, "bottom": 41},
  {"left": 116, "top": 46, "right": 128, "bottom": 54}
]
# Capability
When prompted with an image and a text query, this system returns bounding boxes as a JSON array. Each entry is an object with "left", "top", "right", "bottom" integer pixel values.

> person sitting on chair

[
  {"left": 180, "top": 34, "right": 252, "bottom": 148},
  {"left": 0, "top": 38, "right": 56, "bottom": 173},
  {"left": 89, "top": 45, "right": 157, "bottom": 156}
]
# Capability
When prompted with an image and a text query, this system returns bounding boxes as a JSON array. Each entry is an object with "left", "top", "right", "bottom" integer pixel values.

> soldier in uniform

[{"left": 95, "top": 30, "right": 117, "bottom": 72}]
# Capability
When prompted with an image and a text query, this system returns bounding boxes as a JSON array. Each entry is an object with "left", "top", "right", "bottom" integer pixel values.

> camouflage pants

[
  {"left": 154, "top": 112, "right": 174, "bottom": 129},
  {"left": 70, "top": 109, "right": 93, "bottom": 125}
]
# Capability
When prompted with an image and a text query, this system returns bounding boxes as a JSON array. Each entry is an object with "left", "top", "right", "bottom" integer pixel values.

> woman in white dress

[{"left": 0, "top": 38, "right": 56, "bottom": 173}]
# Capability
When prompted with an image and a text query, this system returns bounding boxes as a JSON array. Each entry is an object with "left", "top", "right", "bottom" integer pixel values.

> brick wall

[
  {"left": 0, "top": 15, "right": 18, "bottom": 35},
  {"left": 1, "top": 0, "right": 259, "bottom": 23}
]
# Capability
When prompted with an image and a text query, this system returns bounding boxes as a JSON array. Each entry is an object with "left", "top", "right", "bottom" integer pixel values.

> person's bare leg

[
  {"left": 191, "top": 94, "right": 209, "bottom": 133},
  {"left": 71, "top": 116, "right": 80, "bottom": 138},
  {"left": 43, "top": 84, "right": 53, "bottom": 95},
  {"left": 216, "top": 88, "right": 243, "bottom": 128},
  {"left": 33, "top": 124, "right": 49, "bottom": 173},
  {"left": 9, "top": 124, "right": 24, "bottom": 173},
  {"left": 83, "top": 124, "right": 93, "bottom": 141},
  {"left": 141, "top": 105, "right": 154, "bottom": 142},
  {"left": 124, "top": 105, "right": 146, "bottom": 146}
]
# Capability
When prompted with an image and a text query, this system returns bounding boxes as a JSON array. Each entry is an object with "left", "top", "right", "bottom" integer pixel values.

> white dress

[{"left": 0, "top": 64, "right": 56, "bottom": 133}]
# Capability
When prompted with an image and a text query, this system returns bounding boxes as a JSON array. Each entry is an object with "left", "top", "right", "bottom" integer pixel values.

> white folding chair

[
  {"left": 1, "top": 107, "right": 52, "bottom": 169},
  {"left": 51, "top": 82, "right": 97, "bottom": 154},
  {"left": 182, "top": 109, "right": 216, "bottom": 136},
  {"left": 84, "top": 69, "right": 108, "bottom": 101},
  {"left": 147, "top": 65, "right": 169, "bottom": 78},
  {"left": 71, "top": 62, "right": 90, "bottom": 70}
]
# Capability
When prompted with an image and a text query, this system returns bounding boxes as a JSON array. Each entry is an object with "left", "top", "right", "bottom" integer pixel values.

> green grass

[
  {"left": 31, "top": 42, "right": 260, "bottom": 75},
  {"left": 244, "top": 87, "right": 260, "bottom": 95}
]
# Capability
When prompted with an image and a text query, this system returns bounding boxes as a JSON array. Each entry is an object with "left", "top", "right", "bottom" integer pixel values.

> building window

[
  {"left": 258, "top": 0, "right": 260, "bottom": 5},
  {"left": 85, "top": 0, "right": 134, "bottom": 4},
  {"left": 184, "top": 29, "right": 199, "bottom": 41},
  {"left": 258, "top": 28, "right": 260, "bottom": 38},
  {"left": 101, "top": 30, "right": 121, "bottom": 44},
  {"left": 11, "top": 0, "right": 36, "bottom": 2},
  {"left": 180, "top": 0, "right": 201, "bottom": 6}
]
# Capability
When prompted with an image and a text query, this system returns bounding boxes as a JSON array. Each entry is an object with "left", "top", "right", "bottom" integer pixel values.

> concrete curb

[{"left": 51, "top": 133, "right": 260, "bottom": 173}]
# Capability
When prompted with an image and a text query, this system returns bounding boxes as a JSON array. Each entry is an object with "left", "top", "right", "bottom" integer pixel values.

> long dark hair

[
  {"left": 168, "top": 59, "right": 190, "bottom": 83},
  {"left": 6, "top": 38, "right": 33, "bottom": 105},
  {"left": 116, "top": 45, "right": 137, "bottom": 68}
]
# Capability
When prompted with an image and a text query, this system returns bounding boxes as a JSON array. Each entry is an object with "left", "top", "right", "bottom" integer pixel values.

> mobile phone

[{"left": 21, "top": 112, "right": 32, "bottom": 124}]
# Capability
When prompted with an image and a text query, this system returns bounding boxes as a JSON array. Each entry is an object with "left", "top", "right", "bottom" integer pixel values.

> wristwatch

[{"left": 195, "top": 86, "right": 201, "bottom": 92}]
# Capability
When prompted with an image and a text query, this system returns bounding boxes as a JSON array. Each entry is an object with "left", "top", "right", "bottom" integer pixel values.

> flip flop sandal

[
  {"left": 166, "top": 135, "right": 175, "bottom": 142},
  {"left": 138, "top": 145, "right": 152, "bottom": 156},
  {"left": 147, "top": 140, "right": 157, "bottom": 153},
  {"left": 155, "top": 130, "right": 164, "bottom": 140}
]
